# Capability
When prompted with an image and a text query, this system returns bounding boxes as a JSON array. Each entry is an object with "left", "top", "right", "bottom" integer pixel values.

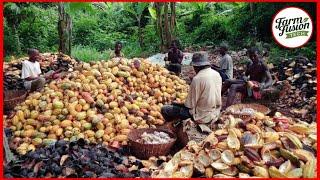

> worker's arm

[
  {"left": 177, "top": 51, "right": 184, "bottom": 64},
  {"left": 25, "top": 76, "right": 38, "bottom": 81},
  {"left": 184, "top": 78, "right": 199, "bottom": 110},
  {"left": 245, "top": 62, "right": 251, "bottom": 76},
  {"left": 243, "top": 61, "right": 251, "bottom": 81},
  {"left": 211, "top": 64, "right": 221, "bottom": 71},
  {"left": 260, "top": 70, "right": 273, "bottom": 89}
]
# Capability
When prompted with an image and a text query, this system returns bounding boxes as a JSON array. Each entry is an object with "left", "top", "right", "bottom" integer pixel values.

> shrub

[{"left": 71, "top": 45, "right": 110, "bottom": 62}]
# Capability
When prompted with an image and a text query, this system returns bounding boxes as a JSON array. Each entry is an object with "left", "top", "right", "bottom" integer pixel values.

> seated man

[
  {"left": 222, "top": 47, "right": 273, "bottom": 108},
  {"left": 212, "top": 44, "right": 233, "bottom": 82},
  {"left": 165, "top": 40, "right": 184, "bottom": 75},
  {"left": 161, "top": 52, "right": 222, "bottom": 142},
  {"left": 110, "top": 41, "right": 125, "bottom": 58},
  {"left": 21, "top": 49, "right": 47, "bottom": 92}
]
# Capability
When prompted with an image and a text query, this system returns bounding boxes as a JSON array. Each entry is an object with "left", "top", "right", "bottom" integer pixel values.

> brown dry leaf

[
  {"left": 33, "top": 161, "right": 44, "bottom": 174},
  {"left": 45, "top": 172, "right": 53, "bottom": 178},
  {"left": 62, "top": 167, "right": 76, "bottom": 176},
  {"left": 60, "top": 154, "right": 69, "bottom": 166}
]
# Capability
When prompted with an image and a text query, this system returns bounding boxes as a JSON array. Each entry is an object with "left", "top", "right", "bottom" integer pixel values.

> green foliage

[
  {"left": 268, "top": 41, "right": 316, "bottom": 65},
  {"left": 71, "top": 45, "right": 110, "bottom": 62},
  {"left": 4, "top": 3, "right": 58, "bottom": 56}
]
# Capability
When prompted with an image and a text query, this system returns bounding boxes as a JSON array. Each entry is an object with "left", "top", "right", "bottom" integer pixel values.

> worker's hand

[
  {"left": 242, "top": 76, "right": 249, "bottom": 82},
  {"left": 26, "top": 76, "right": 36, "bottom": 81},
  {"left": 247, "top": 81, "right": 254, "bottom": 88},
  {"left": 44, "top": 74, "right": 52, "bottom": 80},
  {"left": 259, "top": 82, "right": 265, "bottom": 90},
  {"left": 252, "top": 83, "right": 259, "bottom": 89}
]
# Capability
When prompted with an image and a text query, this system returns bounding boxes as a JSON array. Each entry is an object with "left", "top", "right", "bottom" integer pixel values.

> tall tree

[
  {"left": 57, "top": 2, "right": 105, "bottom": 55},
  {"left": 58, "top": 3, "right": 72, "bottom": 55},
  {"left": 150, "top": 2, "right": 176, "bottom": 52}
]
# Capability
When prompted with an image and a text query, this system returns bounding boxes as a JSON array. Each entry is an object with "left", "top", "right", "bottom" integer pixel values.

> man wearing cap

[{"left": 161, "top": 52, "right": 222, "bottom": 142}]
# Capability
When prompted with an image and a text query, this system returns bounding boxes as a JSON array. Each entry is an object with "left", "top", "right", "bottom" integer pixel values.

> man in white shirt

[
  {"left": 21, "top": 49, "right": 46, "bottom": 92},
  {"left": 161, "top": 52, "right": 222, "bottom": 142},
  {"left": 212, "top": 44, "right": 233, "bottom": 82}
]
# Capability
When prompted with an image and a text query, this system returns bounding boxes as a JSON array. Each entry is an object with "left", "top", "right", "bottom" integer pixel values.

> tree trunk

[
  {"left": 58, "top": 3, "right": 72, "bottom": 55},
  {"left": 155, "top": 3, "right": 165, "bottom": 52},
  {"left": 169, "top": 2, "right": 176, "bottom": 41},
  {"left": 163, "top": 3, "right": 170, "bottom": 49},
  {"left": 12, "top": 24, "right": 21, "bottom": 55},
  {"left": 249, "top": 3, "right": 257, "bottom": 44},
  {"left": 137, "top": 20, "right": 144, "bottom": 48},
  {"left": 154, "top": 2, "right": 176, "bottom": 52},
  {"left": 249, "top": 3, "right": 254, "bottom": 14}
]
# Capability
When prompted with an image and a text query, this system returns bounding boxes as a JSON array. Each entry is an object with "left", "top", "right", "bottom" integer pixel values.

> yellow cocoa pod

[
  {"left": 22, "top": 129, "right": 35, "bottom": 138},
  {"left": 47, "top": 134, "right": 57, "bottom": 139},
  {"left": 56, "top": 128, "right": 63, "bottom": 136},
  {"left": 60, "top": 120, "right": 72, "bottom": 128},
  {"left": 17, "top": 110, "right": 24, "bottom": 121},
  {"left": 12, "top": 115, "right": 20, "bottom": 126},
  {"left": 114, "top": 135, "right": 127, "bottom": 142}
]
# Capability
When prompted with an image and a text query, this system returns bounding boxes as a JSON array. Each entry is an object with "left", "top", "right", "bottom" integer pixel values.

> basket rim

[
  {"left": 226, "top": 103, "right": 271, "bottom": 115},
  {"left": 4, "top": 90, "right": 27, "bottom": 102},
  {"left": 128, "top": 128, "right": 177, "bottom": 145}
]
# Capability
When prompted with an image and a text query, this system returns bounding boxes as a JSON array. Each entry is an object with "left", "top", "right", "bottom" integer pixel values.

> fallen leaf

[
  {"left": 33, "top": 161, "right": 43, "bottom": 174},
  {"left": 60, "top": 155, "right": 69, "bottom": 166}
]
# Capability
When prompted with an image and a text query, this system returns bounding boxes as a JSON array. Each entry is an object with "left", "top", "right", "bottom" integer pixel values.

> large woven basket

[
  {"left": 225, "top": 103, "right": 270, "bottom": 119},
  {"left": 128, "top": 128, "right": 177, "bottom": 159},
  {"left": 4, "top": 90, "right": 27, "bottom": 111},
  {"left": 176, "top": 124, "right": 189, "bottom": 148}
]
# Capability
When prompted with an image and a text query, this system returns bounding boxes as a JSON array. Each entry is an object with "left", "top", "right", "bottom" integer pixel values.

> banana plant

[
  {"left": 148, "top": 2, "right": 176, "bottom": 51},
  {"left": 123, "top": 3, "right": 149, "bottom": 48},
  {"left": 58, "top": 2, "right": 106, "bottom": 55}
]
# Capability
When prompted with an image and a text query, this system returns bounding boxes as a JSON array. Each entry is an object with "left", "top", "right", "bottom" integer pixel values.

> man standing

[
  {"left": 222, "top": 47, "right": 273, "bottom": 107},
  {"left": 165, "top": 40, "right": 184, "bottom": 75},
  {"left": 21, "top": 49, "right": 46, "bottom": 92},
  {"left": 110, "top": 41, "right": 125, "bottom": 58},
  {"left": 212, "top": 44, "right": 233, "bottom": 82},
  {"left": 161, "top": 52, "right": 222, "bottom": 142}
]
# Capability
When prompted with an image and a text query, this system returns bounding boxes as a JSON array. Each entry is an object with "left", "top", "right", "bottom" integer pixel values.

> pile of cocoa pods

[{"left": 4, "top": 53, "right": 78, "bottom": 90}]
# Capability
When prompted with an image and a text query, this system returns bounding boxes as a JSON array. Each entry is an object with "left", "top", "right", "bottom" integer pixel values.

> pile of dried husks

[
  {"left": 271, "top": 57, "right": 316, "bottom": 122},
  {"left": 5, "top": 58, "right": 188, "bottom": 154},
  {"left": 4, "top": 53, "right": 78, "bottom": 90},
  {"left": 152, "top": 112, "right": 317, "bottom": 178},
  {"left": 5, "top": 138, "right": 151, "bottom": 178}
]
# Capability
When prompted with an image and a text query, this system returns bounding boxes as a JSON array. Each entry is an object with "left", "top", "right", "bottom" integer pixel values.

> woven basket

[
  {"left": 176, "top": 124, "right": 189, "bottom": 147},
  {"left": 156, "top": 121, "right": 177, "bottom": 134},
  {"left": 226, "top": 103, "right": 270, "bottom": 119},
  {"left": 128, "top": 128, "right": 177, "bottom": 159},
  {"left": 4, "top": 90, "right": 27, "bottom": 111}
]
